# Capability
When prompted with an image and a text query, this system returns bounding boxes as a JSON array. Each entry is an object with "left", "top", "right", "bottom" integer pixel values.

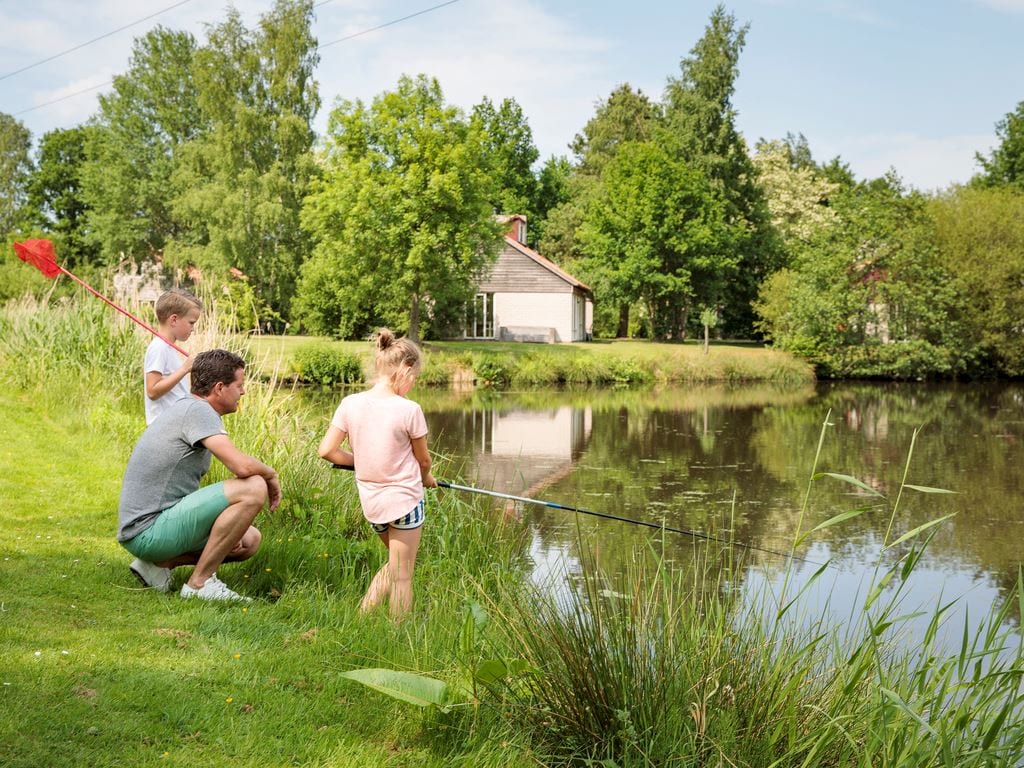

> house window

[{"left": 466, "top": 293, "right": 495, "bottom": 338}]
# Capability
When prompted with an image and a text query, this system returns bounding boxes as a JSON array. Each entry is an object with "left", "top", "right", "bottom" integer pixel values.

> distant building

[{"left": 463, "top": 215, "right": 594, "bottom": 343}]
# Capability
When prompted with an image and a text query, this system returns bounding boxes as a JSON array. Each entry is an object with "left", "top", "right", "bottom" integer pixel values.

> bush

[
  {"left": 472, "top": 353, "right": 512, "bottom": 387},
  {"left": 293, "top": 345, "right": 364, "bottom": 386},
  {"left": 819, "top": 340, "right": 956, "bottom": 380}
]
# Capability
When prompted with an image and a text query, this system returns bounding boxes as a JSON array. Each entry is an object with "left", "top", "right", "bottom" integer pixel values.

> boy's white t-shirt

[{"left": 143, "top": 338, "right": 190, "bottom": 425}]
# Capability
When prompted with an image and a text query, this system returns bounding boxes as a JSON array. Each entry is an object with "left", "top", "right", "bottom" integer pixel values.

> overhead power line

[
  {"left": 0, "top": 0, "right": 196, "bottom": 82},
  {"left": 317, "top": 0, "right": 459, "bottom": 50},
  {"left": 12, "top": 0, "right": 462, "bottom": 118},
  {"left": 14, "top": 79, "right": 112, "bottom": 116}
]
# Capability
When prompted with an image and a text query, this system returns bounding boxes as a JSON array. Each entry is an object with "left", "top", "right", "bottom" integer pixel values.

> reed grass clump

[
  {"left": 465, "top": 421, "right": 1024, "bottom": 767},
  {"left": 0, "top": 293, "right": 143, "bottom": 397}
]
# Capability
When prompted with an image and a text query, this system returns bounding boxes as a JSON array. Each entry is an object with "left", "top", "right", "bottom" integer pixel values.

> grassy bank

[
  {"left": 3, "top": 293, "right": 1024, "bottom": 767},
  {"left": 247, "top": 334, "right": 816, "bottom": 388}
]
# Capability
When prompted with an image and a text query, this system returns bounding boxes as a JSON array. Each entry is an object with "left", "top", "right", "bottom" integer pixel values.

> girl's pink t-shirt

[{"left": 331, "top": 390, "right": 428, "bottom": 524}]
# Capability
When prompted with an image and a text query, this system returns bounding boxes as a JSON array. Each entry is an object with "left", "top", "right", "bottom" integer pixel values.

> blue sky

[{"left": 2, "top": 0, "right": 1021, "bottom": 191}]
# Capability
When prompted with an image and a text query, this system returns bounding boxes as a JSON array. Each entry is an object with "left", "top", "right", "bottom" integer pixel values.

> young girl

[{"left": 318, "top": 329, "right": 437, "bottom": 620}]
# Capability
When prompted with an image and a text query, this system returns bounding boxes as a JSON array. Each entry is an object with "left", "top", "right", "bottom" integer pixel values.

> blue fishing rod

[{"left": 331, "top": 464, "right": 815, "bottom": 566}]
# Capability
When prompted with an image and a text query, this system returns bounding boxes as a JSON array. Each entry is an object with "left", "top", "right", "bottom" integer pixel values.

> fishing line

[{"left": 331, "top": 464, "right": 818, "bottom": 566}]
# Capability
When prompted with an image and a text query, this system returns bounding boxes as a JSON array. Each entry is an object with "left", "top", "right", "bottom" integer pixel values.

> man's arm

[{"left": 202, "top": 433, "right": 282, "bottom": 511}]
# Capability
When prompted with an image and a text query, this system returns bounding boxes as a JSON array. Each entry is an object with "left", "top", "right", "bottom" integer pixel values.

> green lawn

[
  {"left": 0, "top": 389, "right": 532, "bottom": 768},
  {"left": 246, "top": 334, "right": 812, "bottom": 386}
]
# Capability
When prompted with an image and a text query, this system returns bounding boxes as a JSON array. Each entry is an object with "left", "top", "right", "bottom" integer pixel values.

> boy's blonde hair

[
  {"left": 374, "top": 328, "right": 422, "bottom": 383},
  {"left": 155, "top": 288, "right": 203, "bottom": 323}
]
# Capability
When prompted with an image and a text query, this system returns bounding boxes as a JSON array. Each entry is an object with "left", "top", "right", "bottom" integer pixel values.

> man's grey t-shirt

[{"left": 117, "top": 398, "right": 227, "bottom": 542}]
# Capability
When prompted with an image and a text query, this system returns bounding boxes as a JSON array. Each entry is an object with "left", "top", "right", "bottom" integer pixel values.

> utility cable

[
  {"left": 0, "top": 0, "right": 196, "bottom": 82},
  {"left": 317, "top": 0, "right": 459, "bottom": 50},
  {"left": 13, "top": 0, "right": 462, "bottom": 117}
]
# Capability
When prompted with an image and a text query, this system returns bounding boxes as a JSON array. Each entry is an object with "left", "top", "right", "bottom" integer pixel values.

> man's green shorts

[{"left": 122, "top": 482, "right": 229, "bottom": 562}]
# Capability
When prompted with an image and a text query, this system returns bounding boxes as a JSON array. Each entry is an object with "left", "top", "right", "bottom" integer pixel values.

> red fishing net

[{"left": 13, "top": 239, "right": 62, "bottom": 279}]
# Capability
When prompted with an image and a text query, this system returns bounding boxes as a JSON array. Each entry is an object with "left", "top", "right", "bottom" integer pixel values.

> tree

[
  {"left": 81, "top": 26, "right": 204, "bottom": 264},
  {"left": 579, "top": 140, "right": 734, "bottom": 340},
  {"left": 755, "top": 173, "right": 961, "bottom": 378},
  {"left": 472, "top": 97, "right": 539, "bottom": 221},
  {"left": 544, "top": 84, "right": 660, "bottom": 336},
  {"left": 0, "top": 113, "right": 33, "bottom": 237},
  {"left": 531, "top": 154, "right": 572, "bottom": 246},
  {"left": 571, "top": 83, "right": 660, "bottom": 178},
  {"left": 297, "top": 75, "right": 502, "bottom": 342},
  {"left": 662, "top": 4, "right": 777, "bottom": 337},
  {"left": 171, "top": 0, "right": 320, "bottom": 326},
  {"left": 975, "top": 101, "right": 1024, "bottom": 189},
  {"left": 931, "top": 185, "right": 1024, "bottom": 375},
  {"left": 26, "top": 127, "right": 97, "bottom": 268},
  {"left": 753, "top": 138, "right": 838, "bottom": 253}
]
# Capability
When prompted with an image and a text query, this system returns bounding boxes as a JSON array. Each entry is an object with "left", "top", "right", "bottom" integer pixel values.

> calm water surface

[{"left": 410, "top": 381, "right": 1024, "bottom": 642}]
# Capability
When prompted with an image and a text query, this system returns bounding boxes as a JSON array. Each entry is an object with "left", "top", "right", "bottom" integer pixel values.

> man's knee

[{"left": 228, "top": 476, "right": 269, "bottom": 509}]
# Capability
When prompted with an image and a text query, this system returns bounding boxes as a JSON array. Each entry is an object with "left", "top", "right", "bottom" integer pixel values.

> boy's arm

[
  {"left": 145, "top": 356, "right": 193, "bottom": 400},
  {"left": 202, "top": 433, "right": 282, "bottom": 512}
]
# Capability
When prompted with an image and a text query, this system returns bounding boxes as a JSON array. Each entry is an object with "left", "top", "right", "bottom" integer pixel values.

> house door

[
  {"left": 572, "top": 293, "right": 584, "bottom": 341},
  {"left": 465, "top": 293, "right": 495, "bottom": 338}
]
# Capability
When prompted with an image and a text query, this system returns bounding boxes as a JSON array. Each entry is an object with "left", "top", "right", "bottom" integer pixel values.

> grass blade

[
  {"left": 903, "top": 484, "right": 957, "bottom": 494},
  {"left": 885, "top": 514, "right": 956, "bottom": 550},
  {"left": 816, "top": 472, "right": 885, "bottom": 497}
]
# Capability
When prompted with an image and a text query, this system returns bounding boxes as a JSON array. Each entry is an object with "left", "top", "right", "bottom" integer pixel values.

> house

[
  {"left": 429, "top": 401, "right": 593, "bottom": 497},
  {"left": 463, "top": 215, "right": 594, "bottom": 343}
]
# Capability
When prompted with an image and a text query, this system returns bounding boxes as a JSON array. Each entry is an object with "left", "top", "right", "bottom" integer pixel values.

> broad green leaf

[
  {"left": 885, "top": 514, "right": 956, "bottom": 549},
  {"left": 339, "top": 668, "right": 451, "bottom": 711},
  {"left": 474, "top": 660, "right": 509, "bottom": 685},
  {"left": 903, "top": 484, "right": 956, "bottom": 494},
  {"left": 815, "top": 472, "right": 884, "bottom": 497},
  {"left": 474, "top": 658, "right": 533, "bottom": 685},
  {"left": 466, "top": 600, "right": 489, "bottom": 631}
]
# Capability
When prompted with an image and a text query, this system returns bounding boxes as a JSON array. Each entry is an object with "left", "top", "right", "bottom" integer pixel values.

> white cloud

[
  {"left": 28, "top": 68, "right": 117, "bottom": 126},
  {"left": 313, "top": 0, "right": 612, "bottom": 159},
  {"left": 973, "top": 0, "right": 1024, "bottom": 12}
]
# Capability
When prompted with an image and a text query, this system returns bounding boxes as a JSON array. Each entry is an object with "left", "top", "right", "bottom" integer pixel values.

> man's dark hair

[{"left": 191, "top": 349, "right": 246, "bottom": 396}]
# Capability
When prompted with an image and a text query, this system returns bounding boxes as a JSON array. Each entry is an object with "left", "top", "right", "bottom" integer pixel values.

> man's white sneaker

[
  {"left": 180, "top": 573, "right": 251, "bottom": 603},
  {"left": 129, "top": 558, "right": 172, "bottom": 593}
]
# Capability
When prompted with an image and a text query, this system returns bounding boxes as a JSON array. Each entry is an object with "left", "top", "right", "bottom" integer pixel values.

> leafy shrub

[
  {"left": 418, "top": 353, "right": 456, "bottom": 386},
  {"left": 472, "top": 353, "right": 511, "bottom": 387},
  {"left": 511, "top": 353, "right": 564, "bottom": 386},
  {"left": 607, "top": 356, "right": 654, "bottom": 385},
  {"left": 293, "top": 345, "right": 364, "bottom": 386},
  {"left": 820, "top": 340, "right": 955, "bottom": 380}
]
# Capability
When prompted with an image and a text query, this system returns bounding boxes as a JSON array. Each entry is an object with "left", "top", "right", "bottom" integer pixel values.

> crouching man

[{"left": 117, "top": 349, "right": 281, "bottom": 602}]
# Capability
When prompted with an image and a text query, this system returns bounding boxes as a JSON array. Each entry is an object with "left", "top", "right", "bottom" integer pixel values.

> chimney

[{"left": 510, "top": 215, "right": 527, "bottom": 244}]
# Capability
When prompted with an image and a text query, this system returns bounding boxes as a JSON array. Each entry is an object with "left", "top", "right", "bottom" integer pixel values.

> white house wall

[{"left": 494, "top": 292, "right": 574, "bottom": 342}]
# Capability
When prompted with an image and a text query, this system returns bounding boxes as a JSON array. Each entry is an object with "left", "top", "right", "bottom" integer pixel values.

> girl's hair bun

[{"left": 375, "top": 328, "right": 395, "bottom": 351}]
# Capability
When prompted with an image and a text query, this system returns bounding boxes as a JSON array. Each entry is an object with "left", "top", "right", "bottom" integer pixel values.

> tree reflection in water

[{"left": 416, "top": 381, "right": 1024, "bottom": 647}]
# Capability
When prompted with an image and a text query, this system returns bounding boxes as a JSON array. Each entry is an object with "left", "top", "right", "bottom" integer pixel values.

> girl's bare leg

[
  {"left": 359, "top": 530, "right": 391, "bottom": 613},
  {"left": 385, "top": 526, "right": 422, "bottom": 620}
]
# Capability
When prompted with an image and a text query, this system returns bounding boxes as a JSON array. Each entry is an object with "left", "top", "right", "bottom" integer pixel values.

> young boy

[{"left": 144, "top": 288, "right": 202, "bottom": 426}]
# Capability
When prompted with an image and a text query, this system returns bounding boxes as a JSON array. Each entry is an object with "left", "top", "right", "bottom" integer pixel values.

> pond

[
  {"left": 411, "top": 381, "right": 1024, "bottom": 645},
  {"left": 304, "top": 381, "right": 1024, "bottom": 647}
]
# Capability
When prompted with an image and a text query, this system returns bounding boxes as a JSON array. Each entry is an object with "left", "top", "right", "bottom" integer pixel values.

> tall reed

[{"left": 472, "top": 421, "right": 1024, "bottom": 767}]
